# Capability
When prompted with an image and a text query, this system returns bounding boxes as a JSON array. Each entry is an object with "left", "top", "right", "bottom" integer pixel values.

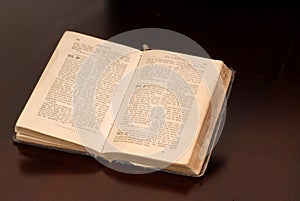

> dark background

[{"left": 0, "top": 0, "right": 299, "bottom": 200}]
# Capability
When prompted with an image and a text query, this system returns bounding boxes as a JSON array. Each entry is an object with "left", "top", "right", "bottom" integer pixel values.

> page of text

[{"left": 16, "top": 31, "right": 142, "bottom": 152}]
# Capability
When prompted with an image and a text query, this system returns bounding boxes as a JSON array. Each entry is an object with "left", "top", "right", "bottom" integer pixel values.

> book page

[
  {"left": 103, "top": 50, "right": 222, "bottom": 164},
  {"left": 16, "top": 31, "right": 142, "bottom": 152}
]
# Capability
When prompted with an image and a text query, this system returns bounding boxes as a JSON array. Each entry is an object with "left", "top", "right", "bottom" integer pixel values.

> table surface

[{"left": 1, "top": 1, "right": 299, "bottom": 200}]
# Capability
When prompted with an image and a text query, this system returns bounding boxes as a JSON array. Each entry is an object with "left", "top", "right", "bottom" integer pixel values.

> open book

[{"left": 14, "top": 31, "right": 234, "bottom": 176}]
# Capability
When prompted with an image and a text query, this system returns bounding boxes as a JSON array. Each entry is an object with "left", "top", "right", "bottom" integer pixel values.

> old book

[{"left": 14, "top": 31, "right": 234, "bottom": 176}]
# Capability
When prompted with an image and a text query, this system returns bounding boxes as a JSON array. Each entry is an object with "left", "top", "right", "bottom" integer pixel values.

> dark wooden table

[{"left": 1, "top": 0, "right": 299, "bottom": 200}]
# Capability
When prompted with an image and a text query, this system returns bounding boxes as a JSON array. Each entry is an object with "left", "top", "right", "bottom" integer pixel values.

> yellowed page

[
  {"left": 103, "top": 50, "right": 222, "bottom": 165},
  {"left": 15, "top": 31, "right": 142, "bottom": 152}
]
